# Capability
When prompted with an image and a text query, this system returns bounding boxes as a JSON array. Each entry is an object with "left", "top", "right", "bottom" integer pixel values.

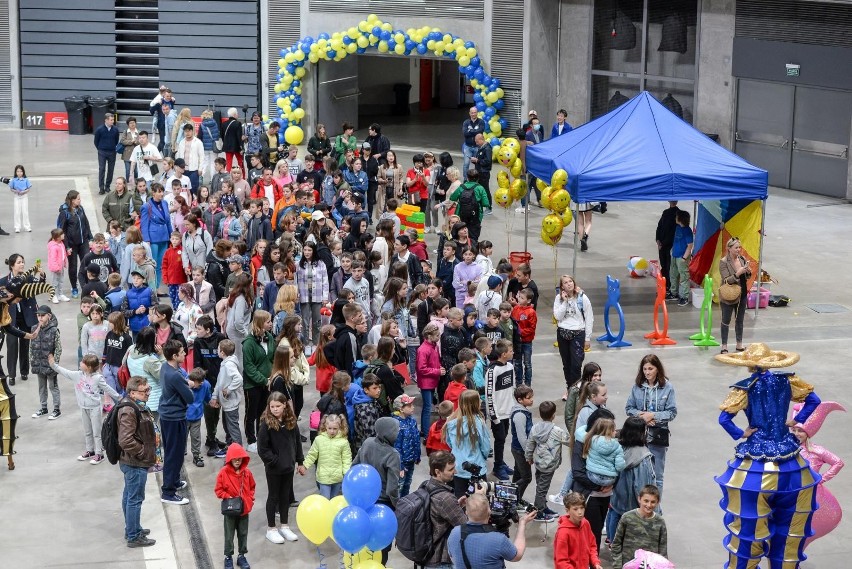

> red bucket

[{"left": 509, "top": 251, "right": 532, "bottom": 274}]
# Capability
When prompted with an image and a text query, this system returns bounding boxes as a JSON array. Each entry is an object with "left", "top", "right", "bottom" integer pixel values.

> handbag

[
  {"left": 646, "top": 424, "right": 670, "bottom": 447},
  {"left": 221, "top": 477, "right": 244, "bottom": 517},
  {"left": 116, "top": 142, "right": 125, "bottom": 155},
  {"left": 205, "top": 124, "right": 223, "bottom": 152},
  {"left": 719, "top": 282, "right": 741, "bottom": 303},
  {"left": 117, "top": 364, "right": 131, "bottom": 390}
]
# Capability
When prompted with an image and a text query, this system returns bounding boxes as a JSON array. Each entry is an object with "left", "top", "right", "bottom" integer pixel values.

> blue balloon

[
  {"left": 294, "top": 96, "right": 302, "bottom": 106},
  {"left": 343, "top": 36, "right": 352, "bottom": 45},
  {"left": 388, "top": 39, "right": 396, "bottom": 50},
  {"left": 292, "top": 80, "right": 301, "bottom": 88},
  {"left": 318, "top": 32, "right": 330, "bottom": 40},
  {"left": 327, "top": 49, "right": 336, "bottom": 58},
  {"left": 279, "top": 49, "right": 287, "bottom": 57},
  {"left": 473, "top": 93, "right": 483, "bottom": 103},
  {"left": 484, "top": 106, "right": 496, "bottom": 118},
  {"left": 372, "top": 26, "right": 382, "bottom": 36},
  {"left": 492, "top": 78, "right": 501, "bottom": 89},
  {"left": 357, "top": 47, "right": 367, "bottom": 54},
  {"left": 475, "top": 101, "right": 486, "bottom": 112},
  {"left": 405, "top": 40, "right": 416, "bottom": 51},
  {"left": 499, "top": 118, "right": 509, "bottom": 130},
  {"left": 301, "top": 43, "right": 311, "bottom": 54},
  {"left": 342, "top": 464, "right": 381, "bottom": 509},
  {"left": 285, "top": 64, "right": 295, "bottom": 74},
  {"left": 380, "top": 30, "right": 391, "bottom": 41},
  {"left": 429, "top": 31, "right": 441, "bottom": 41},
  {"left": 416, "top": 44, "right": 427, "bottom": 55},
  {"left": 465, "top": 67, "right": 476, "bottom": 78},
  {"left": 458, "top": 65, "right": 469, "bottom": 75},
  {"left": 473, "top": 67, "right": 485, "bottom": 81},
  {"left": 470, "top": 56, "right": 480, "bottom": 68},
  {"left": 304, "top": 37, "right": 314, "bottom": 45},
  {"left": 494, "top": 99, "right": 505, "bottom": 111},
  {"left": 490, "top": 137, "right": 501, "bottom": 147},
  {"left": 332, "top": 506, "right": 372, "bottom": 554},
  {"left": 464, "top": 41, "right": 475, "bottom": 49},
  {"left": 365, "top": 504, "right": 398, "bottom": 552}
]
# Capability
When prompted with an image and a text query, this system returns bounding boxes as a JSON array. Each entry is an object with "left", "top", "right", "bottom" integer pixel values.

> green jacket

[
  {"left": 449, "top": 181, "right": 490, "bottom": 222},
  {"left": 242, "top": 332, "right": 275, "bottom": 389},
  {"left": 303, "top": 431, "right": 353, "bottom": 484},
  {"left": 101, "top": 189, "right": 139, "bottom": 230}
]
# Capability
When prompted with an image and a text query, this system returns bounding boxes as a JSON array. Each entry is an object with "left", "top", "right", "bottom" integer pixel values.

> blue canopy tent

[{"left": 525, "top": 91, "right": 770, "bottom": 305}]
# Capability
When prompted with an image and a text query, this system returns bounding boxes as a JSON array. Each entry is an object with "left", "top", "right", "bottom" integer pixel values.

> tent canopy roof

[{"left": 525, "top": 91, "right": 769, "bottom": 203}]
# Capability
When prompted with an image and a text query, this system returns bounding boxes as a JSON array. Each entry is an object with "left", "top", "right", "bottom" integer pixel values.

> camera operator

[
  {"left": 447, "top": 493, "right": 537, "bottom": 569},
  {"left": 418, "top": 451, "right": 469, "bottom": 569}
]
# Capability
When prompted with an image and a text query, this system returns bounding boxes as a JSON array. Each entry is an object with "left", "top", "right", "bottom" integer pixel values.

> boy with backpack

[
  {"left": 192, "top": 315, "right": 227, "bottom": 457},
  {"left": 449, "top": 168, "right": 490, "bottom": 242}
]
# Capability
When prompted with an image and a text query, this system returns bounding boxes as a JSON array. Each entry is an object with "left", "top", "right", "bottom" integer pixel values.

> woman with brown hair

[
  {"left": 225, "top": 273, "right": 254, "bottom": 363},
  {"left": 624, "top": 354, "right": 677, "bottom": 498},
  {"left": 553, "top": 274, "right": 594, "bottom": 392},
  {"left": 121, "top": 225, "right": 153, "bottom": 285},
  {"left": 242, "top": 310, "right": 275, "bottom": 453},
  {"left": 718, "top": 237, "right": 752, "bottom": 354},
  {"left": 275, "top": 315, "right": 309, "bottom": 422}
]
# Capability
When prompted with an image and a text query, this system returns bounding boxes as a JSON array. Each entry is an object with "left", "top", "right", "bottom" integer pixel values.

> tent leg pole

[
  {"left": 523, "top": 184, "right": 529, "bottom": 254},
  {"left": 754, "top": 199, "right": 767, "bottom": 322},
  {"left": 572, "top": 203, "right": 579, "bottom": 276}
]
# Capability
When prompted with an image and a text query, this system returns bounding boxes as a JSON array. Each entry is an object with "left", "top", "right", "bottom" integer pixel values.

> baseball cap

[
  {"left": 130, "top": 269, "right": 145, "bottom": 278},
  {"left": 528, "top": 109, "right": 538, "bottom": 117},
  {"left": 173, "top": 158, "right": 186, "bottom": 168},
  {"left": 487, "top": 275, "right": 503, "bottom": 289},
  {"left": 36, "top": 305, "right": 53, "bottom": 315},
  {"left": 393, "top": 394, "right": 416, "bottom": 410},
  {"left": 311, "top": 210, "right": 325, "bottom": 221},
  {"left": 227, "top": 255, "right": 243, "bottom": 264},
  {"left": 361, "top": 142, "right": 372, "bottom": 150}
]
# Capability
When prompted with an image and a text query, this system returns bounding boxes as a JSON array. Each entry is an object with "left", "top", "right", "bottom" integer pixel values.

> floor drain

[{"left": 805, "top": 304, "right": 850, "bottom": 314}]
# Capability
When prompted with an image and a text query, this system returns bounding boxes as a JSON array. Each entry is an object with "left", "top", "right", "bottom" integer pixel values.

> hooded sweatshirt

[
  {"left": 354, "top": 417, "right": 401, "bottom": 505},
  {"left": 50, "top": 363, "right": 121, "bottom": 409},
  {"left": 257, "top": 413, "right": 304, "bottom": 475},
  {"left": 304, "top": 431, "right": 352, "bottom": 484},
  {"left": 525, "top": 420, "right": 569, "bottom": 473},
  {"left": 393, "top": 411, "right": 421, "bottom": 466},
  {"left": 353, "top": 388, "right": 385, "bottom": 450},
  {"left": 553, "top": 515, "right": 601, "bottom": 569},
  {"left": 213, "top": 355, "right": 243, "bottom": 411},
  {"left": 586, "top": 435, "right": 626, "bottom": 478},
  {"left": 625, "top": 381, "right": 677, "bottom": 429},
  {"left": 214, "top": 444, "right": 256, "bottom": 517}
]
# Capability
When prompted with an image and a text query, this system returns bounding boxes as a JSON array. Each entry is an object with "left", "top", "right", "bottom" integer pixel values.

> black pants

[
  {"left": 265, "top": 470, "right": 294, "bottom": 526},
  {"left": 223, "top": 514, "right": 249, "bottom": 557},
  {"left": 244, "top": 386, "right": 267, "bottom": 445},
  {"left": 204, "top": 402, "right": 222, "bottom": 446},
  {"left": 160, "top": 418, "right": 188, "bottom": 497},
  {"left": 452, "top": 476, "right": 471, "bottom": 498},
  {"left": 97, "top": 150, "right": 117, "bottom": 193},
  {"left": 511, "top": 448, "right": 532, "bottom": 501},
  {"left": 658, "top": 246, "right": 672, "bottom": 291},
  {"left": 6, "top": 331, "right": 30, "bottom": 378},
  {"left": 468, "top": 220, "right": 482, "bottom": 242},
  {"left": 491, "top": 418, "right": 509, "bottom": 469},
  {"left": 292, "top": 384, "right": 304, "bottom": 418},
  {"left": 584, "top": 495, "right": 610, "bottom": 550},
  {"left": 479, "top": 171, "right": 492, "bottom": 207},
  {"left": 367, "top": 181, "right": 378, "bottom": 220},
  {"left": 720, "top": 293, "right": 747, "bottom": 346},
  {"left": 556, "top": 328, "right": 586, "bottom": 390},
  {"left": 67, "top": 242, "right": 89, "bottom": 290}
]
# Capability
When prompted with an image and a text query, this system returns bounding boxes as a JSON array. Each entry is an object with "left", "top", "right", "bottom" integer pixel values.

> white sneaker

[
  {"left": 59, "top": 295, "right": 71, "bottom": 302},
  {"left": 547, "top": 493, "right": 565, "bottom": 507},
  {"left": 245, "top": 442, "right": 258, "bottom": 453},
  {"left": 514, "top": 206, "right": 527, "bottom": 213},
  {"left": 424, "top": 227, "right": 432, "bottom": 234},
  {"left": 266, "top": 529, "right": 285, "bottom": 544},
  {"left": 279, "top": 526, "right": 299, "bottom": 542},
  {"left": 52, "top": 297, "right": 60, "bottom": 304}
]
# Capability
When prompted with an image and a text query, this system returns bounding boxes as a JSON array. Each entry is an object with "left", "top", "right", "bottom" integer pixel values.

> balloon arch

[{"left": 273, "top": 13, "right": 508, "bottom": 148}]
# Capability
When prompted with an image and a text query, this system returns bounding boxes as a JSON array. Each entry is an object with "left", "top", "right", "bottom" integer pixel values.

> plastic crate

[{"left": 747, "top": 286, "right": 770, "bottom": 309}]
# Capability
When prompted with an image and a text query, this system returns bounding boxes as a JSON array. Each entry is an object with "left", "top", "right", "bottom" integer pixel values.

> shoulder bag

[
  {"left": 221, "top": 476, "right": 244, "bottom": 517},
  {"left": 719, "top": 281, "right": 741, "bottom": 303},
  {"left": 205, "top": 124, "right": 223, "bottom": 152}
]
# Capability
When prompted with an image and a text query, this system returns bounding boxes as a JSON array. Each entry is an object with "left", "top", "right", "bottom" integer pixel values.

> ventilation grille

[
  {"left": 308, "top": 0, "right": 484, "bottom": 20},
  {"left": 736, "top": 0, "right": 852, "bottom": 49},
  {"left": 0, "top": 0, "right": 11, "bottom": 122},
  {"left": 491, "top": 0, "right": 525, "bottom": 91},
  {"left": 268, "top": 1, "right": 302, "bottom": 117}
]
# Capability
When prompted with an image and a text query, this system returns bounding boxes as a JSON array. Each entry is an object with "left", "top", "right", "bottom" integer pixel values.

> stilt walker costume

[{"left": 714, "top": 344, "right": 821, "bottom": 569}]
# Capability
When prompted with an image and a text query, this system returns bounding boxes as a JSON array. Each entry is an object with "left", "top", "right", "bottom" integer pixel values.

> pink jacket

[
  {"left": 416, "top": 339, "right": 442, "bottom": 390},
  {"left": 47, "top": 240, "right": 68, "bottom": 272}
]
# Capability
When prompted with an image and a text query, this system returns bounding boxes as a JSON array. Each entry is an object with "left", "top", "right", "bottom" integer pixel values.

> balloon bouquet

[
  {"left": 272, "top": 14, "right": 508, "bottom": 156},
  {"left": 296, "top": 464, "right": 397, "bottom": 569},
  {"left": 538, "top": 169, "right": 573, "bottom": 246}
]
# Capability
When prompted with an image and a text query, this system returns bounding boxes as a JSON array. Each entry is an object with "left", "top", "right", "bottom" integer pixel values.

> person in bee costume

[{"left": 714, "top": 344, "right": 822, "bottom": 569}]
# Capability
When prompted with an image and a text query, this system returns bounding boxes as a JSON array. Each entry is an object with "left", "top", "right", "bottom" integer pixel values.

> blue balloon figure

[{"left": 596, "top": 275, "right": 632, "bottom": 348}]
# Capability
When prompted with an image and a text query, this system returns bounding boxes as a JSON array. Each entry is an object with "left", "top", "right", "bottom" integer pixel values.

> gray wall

[
  {"left": 695, "top": 0, "right": 736, "bottom": 148},
  {"left": 557, "top": 0, "right": 593, "bottom": 128},
  {"left": 159, "top": 0, "right": 259, "bottom": 113},
  {"left": 732, "top": 37, "right": 852, "bottom": 92},
  {"left": 19, "top": 0, "right": 116, "bottom": 112},
  {"left": 527, "top": 0, "right": 560, "bottom": 129}
]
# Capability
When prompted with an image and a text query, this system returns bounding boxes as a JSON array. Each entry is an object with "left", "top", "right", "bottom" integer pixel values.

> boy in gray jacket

[
  {"left": 525, "top": 400, "right": 569, "bottom": 521},
  {"left": 49, "top": 352, "right": 121, "bottom": 464},
  {"left": 210, "top": 339, "right": 243, "bottom": 449}
]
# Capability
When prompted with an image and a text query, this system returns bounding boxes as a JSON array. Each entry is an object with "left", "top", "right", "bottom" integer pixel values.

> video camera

[{"left": 463, "top": 462, "right": 535, "bottom": 534}]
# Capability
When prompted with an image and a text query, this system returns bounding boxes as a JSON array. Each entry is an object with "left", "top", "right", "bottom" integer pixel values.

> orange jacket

[
  {"left": 425, "top": 417, "right": 451, "bottom": 455},
  {"left": 553, "top": 515, "right": 601, "bottom": 569},
  {"left": 512, "top": 304, "right": 538, "bottom": 343},
  {"left": 214, "top": 444, "right": 256, "bottom": 516},
  {"left": 250, "top": 178, "right": 284, "bottom": 204}
]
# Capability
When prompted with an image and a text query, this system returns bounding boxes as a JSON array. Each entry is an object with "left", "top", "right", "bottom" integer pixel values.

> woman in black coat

[
  {"left": 0, "top": 254, "right": 42, "bottom": 385},
  {"left": 56, "top": 190, "right": 93, "bottom": 297}
]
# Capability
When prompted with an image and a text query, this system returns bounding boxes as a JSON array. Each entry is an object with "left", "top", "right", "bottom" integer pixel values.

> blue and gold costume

[{"left": 715, "top": 344, "right": 821, "bottom": 569}]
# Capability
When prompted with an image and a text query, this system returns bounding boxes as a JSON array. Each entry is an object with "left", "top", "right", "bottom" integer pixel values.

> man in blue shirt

[
  {"left": 447, "top": 493, "right": 536, "bottom": 569},
  {"left": 158, "top": 340, "right": 195, "bottom": 505},
  {"left": 461, "top": 107, "right": 485, "bottom": 181},
  {"left": 94, "top": 113, "right": 120, "bottom": 195},
  {"left": 550, "top": 109, "right": 573, "bottom": 138}
]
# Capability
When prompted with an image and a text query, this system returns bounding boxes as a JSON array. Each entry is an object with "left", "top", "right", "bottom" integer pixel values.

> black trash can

[
  {"left": 89, "top": 96, "right": 117, "bottom": 129},
  {"left": 64, "top": 96, "right": 90, "bottom": 135},
  {"left": 392, "top": 83, "right": 412, "bottom": 116}
]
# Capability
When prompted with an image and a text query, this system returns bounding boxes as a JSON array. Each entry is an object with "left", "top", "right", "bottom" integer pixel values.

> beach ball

[{"left": 627, "top": 256, "right": 650, "bottom": 278}]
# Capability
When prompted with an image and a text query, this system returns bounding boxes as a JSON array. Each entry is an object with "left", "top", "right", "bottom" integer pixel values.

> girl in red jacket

[
  {"left": 214, "top": 443, "right": 256, "bottom": 569},
  {"left": 415, "top": 323, "right": 445, "bottom": 439},
  {"left": 308, "top": 324, "right": 337, "bottom": 394},
  {"left": 553, "top": 492, "right": 602, "bottom": 569},
  {"left": 161, "top": 231, "right": 187, "bottom": 309}
]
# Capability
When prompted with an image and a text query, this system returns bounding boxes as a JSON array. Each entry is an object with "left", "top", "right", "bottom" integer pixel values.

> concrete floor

[{"left": 1, "top": 122, "right": 850, "bottom": 569}]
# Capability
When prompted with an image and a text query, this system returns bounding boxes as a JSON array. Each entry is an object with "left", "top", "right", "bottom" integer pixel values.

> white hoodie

[{"left": 212, "top": 355, "right": 243, "bottom": 411}]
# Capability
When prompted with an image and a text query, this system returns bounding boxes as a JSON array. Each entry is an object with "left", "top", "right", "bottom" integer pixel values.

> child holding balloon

[{"left": 257, "top": 391, "right": 306, "bottom": 544}]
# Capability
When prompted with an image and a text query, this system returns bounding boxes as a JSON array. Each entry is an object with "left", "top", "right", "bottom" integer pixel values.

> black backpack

[
  {"left": 395, "top": 481, "right": 450, "bottom": 566},
  {"left": 103, "top": 400, "right": 141, "bottom": 465},
  {"left": 457, "top": 184, "right": 478, "bottom": 225}
]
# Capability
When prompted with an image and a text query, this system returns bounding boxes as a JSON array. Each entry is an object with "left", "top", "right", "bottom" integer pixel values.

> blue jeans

[
  {"left": 318, "top": 482, "right": 342, "bottom": 499},
  {"left": 120, "top": 463, "right": 148, "bottom": 540},
  {"left": 399, "top": 462, "right": 415, "bottom": 497},
  {"left": 558, "top": 468, "right": 574, "bottom": 496},
  {"left": 420, "top": 388, "right": 434, "bottom": 438},
  {"left": 150, "top": 241, "right": 168, "bottom": 289},
  {"left": 462, "top": 144, "right": 477, "bottom": 180},
  {"left": 606, "top": 508, "right": 622, "bottom": 543},
  {"left": 186, "top": 170, "right": 199, "bottom": 196},
  {"left": 407, "top": 344, "right": 418, "bottom": 384},
  {"left": 513, "top": 343, "right": 532, "bottom": 386},
  {"left": 649, "top": 444, "right": 667, "bottom": 498}
]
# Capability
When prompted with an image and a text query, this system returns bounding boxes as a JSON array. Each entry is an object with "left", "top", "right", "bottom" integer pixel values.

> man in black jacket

[
  {"left": 325, "top": 303, "right": 364, "bottom": 377},
  {"left": 360, "top": 144, "right": 380, "bottom": 222},
  {"left": 470, "top": 133, "right": 493, "bottom": 211},
  {"left": 192, "top": 315, "right": 228, "bottom": 456},
  {"left": 655, "top": 201, "right": 683, "bottom": 299},
  {"left": 365, "top": 123, "right": 391, "bottom": 165},
  {"left": 94, "top": 113, "right": 120, "bottom": 195}
]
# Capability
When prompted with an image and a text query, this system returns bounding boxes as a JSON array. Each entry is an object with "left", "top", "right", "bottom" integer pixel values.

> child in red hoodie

[
  {"left": 553, "top": 492, "right": 603, "bottom": 569},
  {"left": 511, "top": 288, "right": 538, "bottom": 387},
  {"left": 215, "top": 443, "right": 256, "bottom": 569},
  {"left": 161, "top": 231, "right": 187, "bottom": 309},
  {"left": 426, "top": 400, "right": 453, "bottom": 455},
  {"left": 443, "top": 364, "right": 469, "bottom": 410}
]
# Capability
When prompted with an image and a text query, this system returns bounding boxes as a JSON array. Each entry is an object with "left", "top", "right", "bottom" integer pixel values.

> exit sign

[{"left": 786, "top": 63, "right": 800, "bottom": 77}]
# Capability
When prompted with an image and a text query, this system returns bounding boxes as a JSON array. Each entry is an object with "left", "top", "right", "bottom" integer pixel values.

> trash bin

[
  {"left": 64, "top": 96, "right": 90, "bottom": 135},
  {"left": 88, "top": 96, "right": 117, "bottom": 129},
  {"left": 392, "top": 83, "right": 412, "bottom": 116}
]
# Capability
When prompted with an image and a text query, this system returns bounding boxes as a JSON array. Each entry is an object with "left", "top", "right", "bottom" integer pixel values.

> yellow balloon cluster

[
  {"left": 539, "top": 169, "right": 572, "bottom": 246},
  {"left": 343, "top": 548, "right": 382, "bottom": 569},
  {"left": 492, "top": 137, "right": 527, "bottom": 209}
]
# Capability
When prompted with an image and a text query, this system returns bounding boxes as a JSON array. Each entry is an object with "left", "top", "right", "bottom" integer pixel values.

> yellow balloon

[
  {"left": 466, "top": 47, "right": 477, "bottom": 58},
  {"left": 540, "top": 186, "right": 553, "bottom": 209},
  {"left": 426, "top": 40, "right": 436, "bottom": 50},
  {"left": 551, "top": 168, "right": 569, "bottom": 189},
  {"left": 442, "top": 34, "right": 452, "bottom": 43},
  {"left": 294, "top": 50, "right": 305, "bottom": 61},
  {"left": 295, "top": 494, "right": 331, "bottom": 545},
  {"left": 343, "top": 548, "right": 374, "bottom": 567},
  {"left": 496, "top": 148, "right": 514, "bottom": 167},
  {"left": 495, "top": 88, "right": 505, "bottom": 98},
  {"left": 329, "top": 494, "right": 348, "bottom": 517},
  {"left": 394, "top": 43, "right": 405, "bottom": 55},
  {"left": 348, "top": 27, "right": 359, "bottom": 39},
  {"left": 358, "top": 20, "right": 371, "bottom": 33},
  {"left": 356, "top": 561, "right": 385, "bottom": 569},
  {"left": 435, "top": 41, "right": 445, "bottom": 53},
  {"left": 486, "top": 92, "right": 498, "bottom": 104},
  {"left": 510, "top": 158, "right": 523, "bottom": 178},
  {"left": 494, "top": 187, "right": 512, "bottom": 209},
  {"left": 561, "top": 208, "right": 573, "bottom": 227},
  {"left": 542, "top": 214, "right": 565, "bottom": 240},
  {"left": 550, "top": 189, "right": 571, "bottom": 214},
  {"left": 357, "top": 36, "right": 369, "bottom": 48},
  {"left": 308, "top": 53, "right": 319, "bottom": 63},
  {"left": 284, "top": 53, "right": 295, "bottom": 64},
  {"left": 458, "top": 55, "right": 470, "bottom": 67},
  {"left": 284, "top": 125, "right": 305, "bottom": 144},
  {"left": 367, "top": 13, "right": 379, "bottom": 23},
  {"left": 276, "top": 98, "right": 287, "bottom": 109},
  {"left": 510, "top": 178, "right": 527, "bottom": 201},
  {"left": 381, "top": 22, "right": 393, "bottom": 32},
  {"left": 293, "top": 108, "right": 306, "bottom": 120},
  {"left": 490, "top": 125, "right": 502, "bottom": 138},
  {"left": 496, "top": 171, "right": 510, "bottom": 188},
  {"left": 536, "top": 178, "right": 548, "bottom": 193},
  {"left": 295, "top": 67, "right": 306, "bottom": 79},
  {"left": 346, "top": 43, "right": 358, "bottom": 54},
  {"left": 395, "top": 33, "right": 405, "bottom": 44},
  {"left": 274, "top": 84, "right": 282, "bottom": 93},
  {"left": 541, "top": 228, "right": 562, "bottom": 246},
  {"left": 378, "top": 41, "right": 389, "bottom": 53},
  {"left": 502, "top": 138, "right": 520, "bottom": 153}
]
